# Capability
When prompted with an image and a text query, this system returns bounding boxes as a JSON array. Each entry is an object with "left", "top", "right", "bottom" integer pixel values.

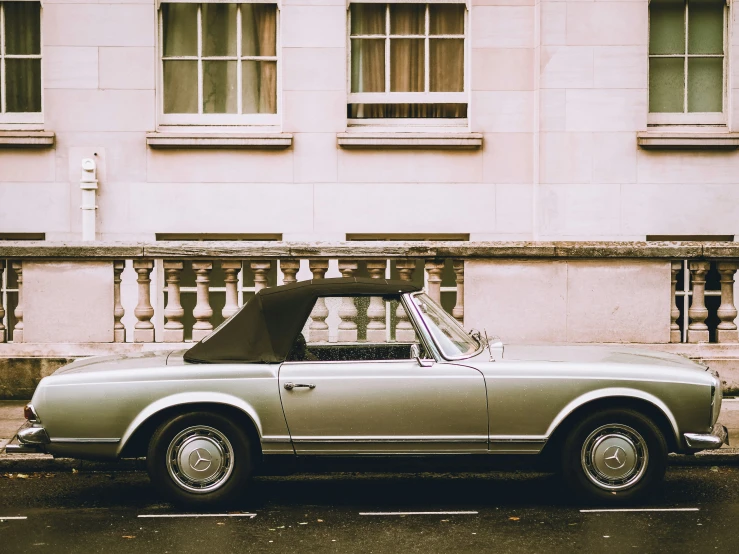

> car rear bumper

[
  {"left": 4, "top": 421, "right": 49, "bottom": 454},
  {"left": 684, "top": 424, "right": 729, "bottom": 451}
]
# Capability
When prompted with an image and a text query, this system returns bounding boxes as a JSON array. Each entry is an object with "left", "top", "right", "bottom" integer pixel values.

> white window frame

[
  {"left": 0, "top": 0, "right": 43, "bottom": 127},
  {"left": 347, "top": 0, "right": 469, "bottom": 128},
  {"left": 647, "top": 0, "right": 729, "bottom": 127},
  {"left": 157, "top": 0, "right": 281, "bottom": 128}
]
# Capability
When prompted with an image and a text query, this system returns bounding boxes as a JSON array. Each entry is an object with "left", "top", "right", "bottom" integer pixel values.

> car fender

[
  {"left": 545, "top": 387, "right": 680, "bottom": 441},
  {"left": 117, "top": 391, "right": 263, "bottom": 456}
]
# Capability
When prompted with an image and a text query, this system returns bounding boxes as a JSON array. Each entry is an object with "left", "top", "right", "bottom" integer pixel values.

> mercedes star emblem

[
  {"left": 603, "top": 445, "right": 627, "bottom": 470},
  {"left": 188, "top": 448, "right": 213, "bottom": 472}
]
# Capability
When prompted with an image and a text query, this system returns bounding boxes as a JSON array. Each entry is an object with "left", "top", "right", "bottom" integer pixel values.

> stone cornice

[
  {"left": 146, "top": 132, "right": 293, "bottom": 149},
  {"left": 0, "top": 131, "right": 55, "bottom": 148},
  {"left": 337, "top": 132, "right": 483, "bottom": 149},
  {"left": 637, "top": 131, "right": 739, "bottom": 149},
  {"left": 1, "top": 241, "right": 735, "bottom": 260}
]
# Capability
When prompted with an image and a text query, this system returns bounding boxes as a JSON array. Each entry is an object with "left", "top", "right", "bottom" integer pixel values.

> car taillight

[{"left": 24, "top": 404, "right": 38, "bottom": 422}]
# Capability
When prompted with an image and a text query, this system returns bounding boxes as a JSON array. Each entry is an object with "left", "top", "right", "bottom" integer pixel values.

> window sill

[
  {"left": 146, "top": 132, "right": 293, "bottom": 150},
  {"left": 337, "top": 132, "right": 483, "bottom": 150},
  {"left": 0, "top": 131, "right": 55, "bottom": 148},
  {"left": 637, "top": 131, "right": 739, "bottom": 150}
]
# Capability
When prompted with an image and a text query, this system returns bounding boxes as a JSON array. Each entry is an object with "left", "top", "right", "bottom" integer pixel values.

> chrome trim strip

[
  {"left": 290, "top": 436, "right": 488, "bottom": 443},
  {"left": 260, "top": 437, "right": 292, "bottom": 443},
  {"left": 50, "top": 438, "right": 120, "bottom": 444},
  {"left": 489, "top": 438, "right": 547, "bottom": 444},
  {"left": 684, "top": 425, "right": 728, "bottom": 449}
]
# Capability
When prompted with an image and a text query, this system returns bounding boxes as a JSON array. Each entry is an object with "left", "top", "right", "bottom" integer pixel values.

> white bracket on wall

[{"left": 80, "top": 158, "right": 98, "bottom": 242}]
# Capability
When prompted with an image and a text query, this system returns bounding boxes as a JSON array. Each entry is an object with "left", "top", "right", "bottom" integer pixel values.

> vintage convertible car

[{"left": 6, "top": 278, "right": 727, "bottom": 506}]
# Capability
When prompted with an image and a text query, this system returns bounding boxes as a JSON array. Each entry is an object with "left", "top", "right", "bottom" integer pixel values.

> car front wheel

[
  {"left": 147, "top": 411, "right": 253, "bottom": 507},
  {"left": 561, "top": 408, "right": 667, "bottom": 504}
]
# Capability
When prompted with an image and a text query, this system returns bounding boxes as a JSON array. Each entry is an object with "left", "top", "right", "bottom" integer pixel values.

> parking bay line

[
  {"left": 138, "top": 513, "right": 257, "bottom": 519},
  {"left": 0, "top": 517, "right": 27, "bottom": 520},
  {"left": 580, "top": 508, "right": 699, "bottom": 513},
  {"left": 359, "top": 511, "right": 479, "bottom": 516}
]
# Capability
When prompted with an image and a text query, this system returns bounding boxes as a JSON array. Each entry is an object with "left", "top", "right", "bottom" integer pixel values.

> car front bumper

[
  {"left": 684, "top": 424, "right": 729, "bottom": 451},
  {"left": 4, "top": 421, "right": 50, "bottom": 454}
]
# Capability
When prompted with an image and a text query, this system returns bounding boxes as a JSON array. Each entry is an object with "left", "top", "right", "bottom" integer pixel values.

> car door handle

[{"left": 284, "top": 382, "right": 316, "bottom": 390}]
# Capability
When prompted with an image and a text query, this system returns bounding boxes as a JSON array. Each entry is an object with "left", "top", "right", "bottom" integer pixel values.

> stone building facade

[{"left": 3, "top": 0, "right": 739, "bottom": 395}]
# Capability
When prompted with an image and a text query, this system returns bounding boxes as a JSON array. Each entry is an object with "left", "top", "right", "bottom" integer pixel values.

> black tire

[
  {"left": 147, "top": 411, "right": 253, "bottom": 507},
  {"left": 561, "top": 408, "right": 667, "bottom": 504}
]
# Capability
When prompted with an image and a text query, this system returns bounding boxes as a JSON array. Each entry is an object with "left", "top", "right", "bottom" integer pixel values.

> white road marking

[
  {"left": 138, "top": 513, "right": 257, "bottom": 519},
  {"left": 359, "top": 511, "right": 478, "bottom": 516},
  {"left": 0, "top": 517, "right": 27, "bottom": 520},
  {"left": 580, "top": 508, "right": 700, "bottom": 513}
]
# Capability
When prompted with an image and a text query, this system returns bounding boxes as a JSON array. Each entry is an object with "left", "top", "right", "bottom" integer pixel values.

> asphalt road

[{"left": 2, "top": 466, "right": 739, "bottom": 553}]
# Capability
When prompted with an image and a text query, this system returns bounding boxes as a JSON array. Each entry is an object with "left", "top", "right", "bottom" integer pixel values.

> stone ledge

[
  {"left": 637, "top": 131, "right": 739, "bottom": 149},
  {"left": 0, "top": 131, "right": 55, "bottom": 148},
  {"left": 337, "top": 132, "right": 483, "bottom": 149},
  {"left": 146, "top": 132, "right": 293, "bottom": 149}
]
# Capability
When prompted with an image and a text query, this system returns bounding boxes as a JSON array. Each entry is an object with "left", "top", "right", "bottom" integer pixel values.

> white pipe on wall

[{"left": 80, "top": 158, "right": 98, "bottom": 241}]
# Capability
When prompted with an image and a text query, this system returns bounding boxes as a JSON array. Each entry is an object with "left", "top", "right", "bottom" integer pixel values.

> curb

[{"left": 2, "top": 451, "right": 739, "bottom": 473}]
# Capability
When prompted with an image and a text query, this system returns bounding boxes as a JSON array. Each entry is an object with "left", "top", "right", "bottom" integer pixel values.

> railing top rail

[{"left": 0, "top": 240, "right": 734, "bottom": 259}]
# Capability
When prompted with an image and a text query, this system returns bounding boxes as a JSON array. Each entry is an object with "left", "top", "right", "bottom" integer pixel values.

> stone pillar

[
  {"left": 452, "top": 259, "right": 464, "bottom": 324},
  {"left": 163, "top": 261, "right": 185, "bottom": 342},
  {"left": 308, "top": 260, "right": 329, "bottom": 342},
  {"left": 251, "top": 261, "right": 271, "bottom": 292},
  {"left": 0, "top": 261, "right": 5, "bottom": 343},
  {"left": 280, "top": 259, "right": 300, "bottom": 285},
  {"left": 113, "top": 260, "right": 126, "bottom": 343},
  {"left": 11, "top": 262, "right": 23, "bottom": 343},
  {"left": 133, "top": 260, "right": 155, "bottom": 343},
  {"left": 670, "top": 261, "right": 682, "bottom": 344},
  {"left": 717, "top": 262, "right": 739, "bottom": 343},
  {"left": 337, "top": 260, "right": 358, "bottom": 342},
  {"left": 366, "top": 260, "right": 387, "bottom": 342},
  {"left": 395, "top": 259, "right": 416, "bottom": 342},
  {"left": 192, "top": 261, "right": 213, "bottom": 342},
  {"left": 221, "top": 261, "right": 241, "bottom": 319},
  {"left": 687, "top": 261, "right": 710, "bottom": 343},
  {"left": 425, "top": 259, "right": 445, "bottom": 303}
]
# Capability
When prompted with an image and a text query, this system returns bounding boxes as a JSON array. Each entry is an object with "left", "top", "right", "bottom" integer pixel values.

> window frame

[
  {"left": 0, "top": 0, "right": 43, "bottom": 126},
  {"left": 346, "top": 0, "right": 469, "bottom": 128},
  {"left": 157, "top": 0, "right": 281, "bottom": 128},
  {"left": 647, "top": 0, "right": 729, "bottom": 126}
]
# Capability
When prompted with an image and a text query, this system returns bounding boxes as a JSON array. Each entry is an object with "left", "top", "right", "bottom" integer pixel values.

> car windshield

[{"left": 411, "top": 293, "right": 480, "bottom": 359}]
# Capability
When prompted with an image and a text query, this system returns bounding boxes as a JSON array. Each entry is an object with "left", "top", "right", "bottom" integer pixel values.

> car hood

[
  {"left": 52, "top": 350, "right": 172, "bottom": 375},
  {"left": 496, "top": 344, "right": 707, "bottom": 370}
]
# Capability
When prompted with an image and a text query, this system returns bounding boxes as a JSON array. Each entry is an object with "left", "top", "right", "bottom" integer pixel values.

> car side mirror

[{"left": 410, "top": 344, "right": 434, "bottom": 368}]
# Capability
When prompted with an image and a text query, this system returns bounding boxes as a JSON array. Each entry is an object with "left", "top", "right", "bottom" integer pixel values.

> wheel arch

[
  {"left": 118, "top": 394, "right": 263, "bottom": 460},
  {"left": 542, "top": 389, "right": 680, "bottom": 458}
]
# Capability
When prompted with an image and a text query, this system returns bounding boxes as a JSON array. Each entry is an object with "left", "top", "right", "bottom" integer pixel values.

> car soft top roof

[{"left": 184, "top": 277, "right": 421, "bottom": 364}]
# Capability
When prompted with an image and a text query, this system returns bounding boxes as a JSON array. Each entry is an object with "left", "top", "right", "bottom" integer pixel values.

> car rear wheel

[
  {"left": 561, "top": 408, "right": 667, "bottom": 504},
  {"left": 147, "top": 411, "right": 253, "bottom": 507}
]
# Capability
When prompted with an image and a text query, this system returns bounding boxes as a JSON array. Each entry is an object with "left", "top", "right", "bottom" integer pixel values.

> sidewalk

[{"left": 2, "top": 400, "right": 739, "bottom": 471}]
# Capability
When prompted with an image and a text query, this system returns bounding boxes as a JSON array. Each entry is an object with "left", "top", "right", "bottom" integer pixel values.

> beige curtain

[
  {"left": 162, "top": 3, "right": 198, "bottom": 113},
  {"left": 202, "top": 3, "right": 239, "bottom": 113},
  {"left": 242, "top": 5, "right": 277, "bottom": 114}
]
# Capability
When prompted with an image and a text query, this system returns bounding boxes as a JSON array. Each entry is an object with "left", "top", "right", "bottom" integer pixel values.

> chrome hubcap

[
  {"left": 166, "top": 425, "right": 234, "bottom": 493},
  {"left": 581, "top": 424, "right": 648, "bottom": 491}
]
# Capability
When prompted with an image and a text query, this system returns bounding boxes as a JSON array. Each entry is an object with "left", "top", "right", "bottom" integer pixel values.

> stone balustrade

[{"left": 4, "top": 240, "right": 739, "bottom": 347}]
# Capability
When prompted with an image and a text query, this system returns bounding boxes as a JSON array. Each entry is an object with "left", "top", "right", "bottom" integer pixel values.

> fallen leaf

[
  {"left": 299, "top": 522, "right": 308, "bottom": 525},
  {"left": 710, "top": 466, "right": 719, "bottom": 472},
  {"left": 217, "top": 523, "right": 225, "bottom": 526},
  {"left": 122, "top": 536, "right": 135, "bottom": 539},
  {"left": 509, "top": 517, "right": 520, "bottom": 521},
  {"left": 441, "top": 519, "right": 449, "bottom": 522},
  {"left": 16, "top": 474, "right": 28, "bottom": 479},
  {"left": 72, "top": 468, "right": 79, "bottom": 474},
  {"left": 317, "top": 519, "right": 324, "bottom": 523}
]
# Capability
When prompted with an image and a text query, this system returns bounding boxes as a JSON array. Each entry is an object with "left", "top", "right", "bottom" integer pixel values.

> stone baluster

[
  {"left": 0, "top": 261, "right": 5, "bottom": 343},
  {"left": 308, "top": 260, "right": 329, "bottom": 342},
  {"left": 337, "top": 260, "right": 358, "bottom": 342},
  {"left": 425, "top": 259, "right": 445, "bottom": 304},
  {"left": 366, "top": 260, "right": 387, "bottom": 342},
  {"left": 670, "top": 261, "right": 681, "bottom": 343},
  {"left": 687, "top": 261, "right": 710, "bottom": 343},
  {"left": 452, "top": 259, "right": 464, "bottom": 324},
  {"left": 113, "top": 260, "right": 126, "bottom": 343},
  {"left": 11, "top": 262, "right": 23, "bottom": 343},
  {"left": 221, "top": 261, "right": 241, "bottom": 319},
  {"left": 717, "top": 262, "right": 739, "bottom": 343},
  {"left": 163, "top": 261, "right": 185, "bottom": 342},
  {"left": 395, "top": 259, "right": 416, "bottom": 342},
  {"left": 192, "top": 262, "right": 213, "bottom": 342},
  {"left": 280, "top": 259, "right": 300, "bottom": 285},
  {"left": 251, "top": 261, "right": 271, "bottom": 292},
  {"left": 133, "top": 260, "right": 155, "bottom": 343}
]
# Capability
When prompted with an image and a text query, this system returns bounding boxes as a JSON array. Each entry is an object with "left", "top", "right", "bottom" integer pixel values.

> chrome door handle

[{"left": 283, "top": 382, "right": 316, "bottom": 390}]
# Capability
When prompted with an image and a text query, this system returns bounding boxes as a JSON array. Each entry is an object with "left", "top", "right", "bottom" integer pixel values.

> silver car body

[{"left": 15, "top": 292, "right": 723, "bottom": 461}]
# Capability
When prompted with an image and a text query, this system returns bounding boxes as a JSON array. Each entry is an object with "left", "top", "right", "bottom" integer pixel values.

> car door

[{"left": 279, "top": 359, "right": 488, "bottom": 454}]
